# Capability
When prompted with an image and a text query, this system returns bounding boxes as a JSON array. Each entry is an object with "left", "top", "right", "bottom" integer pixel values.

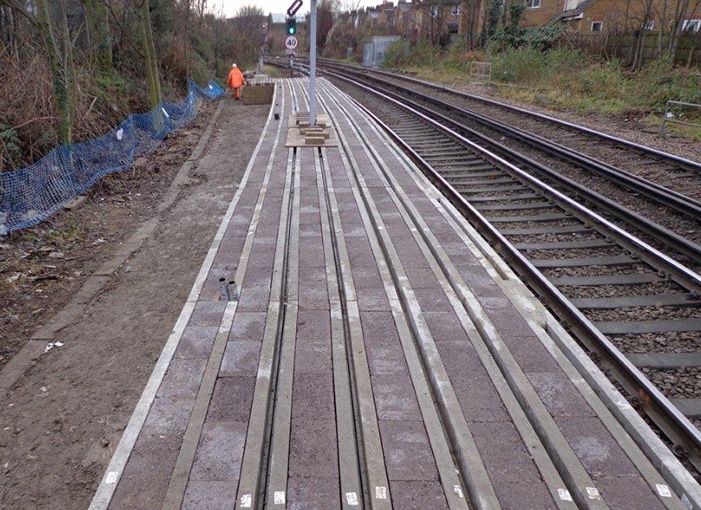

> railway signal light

[{"left": 286, "top": 17, "right": 297, "bottom": 36}]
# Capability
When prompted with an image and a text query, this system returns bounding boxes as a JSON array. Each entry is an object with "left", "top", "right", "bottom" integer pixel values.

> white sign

[{"left": 285, "top": 36, "right": 298, "bottom": 50}]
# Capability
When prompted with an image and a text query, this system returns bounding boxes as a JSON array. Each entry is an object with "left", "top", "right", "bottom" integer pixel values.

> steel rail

[
  {"left": 275, "top": 60, "right": 701, "bottom": 471},
  {"left": 308, "top": 62, "right": 701, "bottom": 266},
  {"left": 319, "top": 61, "right": 701, "bottom": 220},
  {"left": 318, "top": 58, "right": 701, "bottom": 174}
]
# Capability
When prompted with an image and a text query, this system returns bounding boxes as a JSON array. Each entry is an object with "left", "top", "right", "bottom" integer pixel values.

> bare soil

[{"left": 0, "top": 98, "right": 269, "bottom": 508}]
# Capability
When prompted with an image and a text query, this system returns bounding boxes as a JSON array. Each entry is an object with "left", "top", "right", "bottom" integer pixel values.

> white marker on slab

[
  {"left": 345, "top": 492, "right": 359, "bottom": 505},
  {"left": 656, "top": 484, "right": 672, "bottom": 498},
  {"left": 586, "top": 487, "right": 601, "bottom": 500},
  {"left": 557, "top": 488, "right": 573, "bottom": 502}
]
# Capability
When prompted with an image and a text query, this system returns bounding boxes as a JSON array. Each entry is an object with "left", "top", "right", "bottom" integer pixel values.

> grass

[{"left": 383, "top": 43, "right": 701, "bottom": 124}]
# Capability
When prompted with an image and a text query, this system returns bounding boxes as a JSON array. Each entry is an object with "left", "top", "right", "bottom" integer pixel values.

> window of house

[
  {"left": 591, "top": 21, "right": 603, "bottom": 32},
  {"left": 644, "top": 20, "right": 655, "bottom": 30},
  {"left": 431, "top": 5, "right": 438, "bottom": 18},
  {"left": 526, "top": 0, "right": 541, "bottom": 8},
  {"left": 682, "top": 19, "right": 701, "bottom": 32},
  {"left": 452, "top": 4, "right": 461, "bottom": 16}
]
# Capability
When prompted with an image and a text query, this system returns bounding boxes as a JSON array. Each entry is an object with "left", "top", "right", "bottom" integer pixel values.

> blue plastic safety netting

[{"left": 0, "top": 79, "right": 226, "bottom": 234}]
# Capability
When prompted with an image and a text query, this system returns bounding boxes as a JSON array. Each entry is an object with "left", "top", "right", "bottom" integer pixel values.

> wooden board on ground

[
  {"left": 243, "top": 83, "right": 275, "bottom": 105},
  {"left": 286, "top": 112, "right": 338, "bottom": 147}
]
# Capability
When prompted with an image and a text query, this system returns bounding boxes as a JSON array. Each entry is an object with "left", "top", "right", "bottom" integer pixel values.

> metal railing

[
  {"left": 661, "top": 99, "right": 701, "bottom": 137},
  {"left": 468, "top": 61, "right": 492, "bottom": 83}
]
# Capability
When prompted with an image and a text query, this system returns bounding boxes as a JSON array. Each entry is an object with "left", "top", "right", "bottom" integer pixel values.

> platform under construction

[{"left": 90, "top": 78, "right": 701, "bottom": 510}]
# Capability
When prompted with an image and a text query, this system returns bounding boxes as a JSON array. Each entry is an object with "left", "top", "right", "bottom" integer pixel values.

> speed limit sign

[{"left": 285, "top": 36, "right": 298, "bottom": 51}]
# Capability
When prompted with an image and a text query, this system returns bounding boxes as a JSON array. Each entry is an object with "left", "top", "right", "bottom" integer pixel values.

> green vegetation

[
  {"left": 384, "top": 43, "right": 701, "bottom": 123},
  {"left": 0, "top": 1, "right": 268, "bottom": 171}
]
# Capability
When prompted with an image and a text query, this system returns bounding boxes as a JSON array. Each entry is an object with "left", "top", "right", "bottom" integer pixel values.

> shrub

[
  {"left": 383, "top": 39, "right": 411, "bottom": 68},
  {"left": 491, "top": 46, "right": 549, "bottom": 83}
]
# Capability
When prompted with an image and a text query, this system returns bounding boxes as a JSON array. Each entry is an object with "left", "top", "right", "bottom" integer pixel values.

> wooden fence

[{"left": 565, "top": 32, "right": 701, "bottom": 67}]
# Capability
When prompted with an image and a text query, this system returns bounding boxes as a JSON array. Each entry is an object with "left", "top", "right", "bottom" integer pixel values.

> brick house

[{"left": 522, "top": 0, "right": 701, "bottom": 34}]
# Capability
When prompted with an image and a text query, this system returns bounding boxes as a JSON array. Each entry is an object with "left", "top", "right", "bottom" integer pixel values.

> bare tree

[
  {"left": 632, "top": 0, "right": 654, "bottom": 69},
  {"left": 84, "top": 0, "right": 113, "bottom": 72},
  {"left": 35, "top": 0, "right": 75, "bottom": 144},
  {"left": 139, "top": 0, "right": 162, "bottom": 107}
]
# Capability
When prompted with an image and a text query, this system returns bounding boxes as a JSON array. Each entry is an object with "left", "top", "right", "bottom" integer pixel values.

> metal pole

[{"left": 309, "top": 0, "right": 317, "bottom": 127}]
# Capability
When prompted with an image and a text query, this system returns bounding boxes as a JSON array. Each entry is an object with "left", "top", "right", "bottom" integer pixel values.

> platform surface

[{"left": 90, "top": 78, "right": 695, "bottom": 510}]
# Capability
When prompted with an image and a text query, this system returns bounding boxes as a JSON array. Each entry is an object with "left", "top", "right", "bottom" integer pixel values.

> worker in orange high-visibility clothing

[{"left": 227, "top": 63, "right": 245, "bottom": 100}]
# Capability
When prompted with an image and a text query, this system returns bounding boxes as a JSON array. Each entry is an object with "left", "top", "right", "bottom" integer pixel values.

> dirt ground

[{"left": 0, "top": 98, "right": 270, "bottom": 508}]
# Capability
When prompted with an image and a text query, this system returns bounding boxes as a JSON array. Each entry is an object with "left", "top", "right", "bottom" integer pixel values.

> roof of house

[{"left": 550, "top": 0, "right": 596, "bottom": 22}]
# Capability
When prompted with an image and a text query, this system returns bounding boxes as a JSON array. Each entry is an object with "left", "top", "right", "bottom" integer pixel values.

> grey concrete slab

[
  {"left": 504, "top": 336, "right": 562, "bottom": 373},
  {"left": 291, "top": 371, "right": 335, "bottom": 420},
  {"left": 182, "top": 481, "right": 238, "bottom": 510},
  {"left": 412, "top": 285, "right": 454, "bottom": 313},
  {"left": 188, "top": 301, "right": 227, "bottom": 327},
  {"left": 219, "top": 341, "right": 261, "bottom": 377},
  {"left": 367, "top": 345, "right": 408, "bottom": 377},
  {"left": 175, "top": 326, "right": 218, "bottom": 360},
  {"left": 527, "top": 372, "right": 597, "bottom": 419},
  {"left": 596, "top": 475, "right": 667, "bottom": 510},
  {"left": 287, "top": 477, "right": 341, "bottom": 510},
  {"left": 228, "top": 312, "right": 267, "bottom": 343},
  {"left": 110, "top": 433, "right": 183, "bottom": 509},
  {"left": 356, "top": 287, "right": 392, "bottom": 311},
  {"left": 388, "top": 480, "right": 448, "bottom": 510},
  {"left": 294, "top": 337, "right": 332, "bottom": 374},
  {"left": 422, "top": 310, "right": 475, "bottom": 343},
  {"left": 288, "top": 418, "right": 339, "bottom": 479},
  {"left": 559, "top": 416, "right": 639, "bottom": 478},
  {"left": 189, "top": 421, "right": 247, "bottom": 481},
  {"left": 379, "top": 420, "right": 440, "bottom": 481},
  {"left": 371, "top": 374, "right": 421, "bottom": 421},
  {"left": 143, "top": 395, "right": 196, "bottom": 435},
  {"left": 491, "top": 481, "right": 559, "bottom": 510},
  {"left": 360, "top": 311, "right": 399, "bottom": 347},
  {"left": 236, "top": 276, "right": 272, "bottom": 312},
  {"left": 470, "top": 421, "right": 549, "bottom": 485},
  {"left": 296, "top": 309, "right": 331, "bottom": 341},
  {"left": 157, "top": 357, "right": 208, "bottom": 400},
  {"left": 299, "top": 281, "right": 330, "bottom": 310},
  {"left": 205, "top": 377, "right": 256, "bottom": 422}
]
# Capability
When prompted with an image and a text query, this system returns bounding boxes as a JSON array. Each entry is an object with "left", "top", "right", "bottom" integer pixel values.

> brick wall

[{"left": 521, "top": 0, "right": 565, "bottom": 28}]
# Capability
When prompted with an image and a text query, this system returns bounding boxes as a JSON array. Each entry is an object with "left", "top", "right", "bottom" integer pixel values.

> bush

[
  {"left": 383, "top": 39, "right": 411, "bottom": 68},
  {"left": 491, "top": 47, "right": 549, "bottom": 83}
]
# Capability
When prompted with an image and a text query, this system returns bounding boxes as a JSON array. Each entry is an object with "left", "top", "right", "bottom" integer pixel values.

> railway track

[
  {"left": 319, "top": 59, "right": 701, "bottom": 202},
  {"left": 270, "top": 59, "right": 701, "bottom": 475},
  {"left": 314, "top": 60, "right": 701, "bottom": 268}
]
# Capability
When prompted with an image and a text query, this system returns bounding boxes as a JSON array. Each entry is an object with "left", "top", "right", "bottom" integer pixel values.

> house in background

[{"left": 522, "top": 0, "right": 701, "bottom": 34}]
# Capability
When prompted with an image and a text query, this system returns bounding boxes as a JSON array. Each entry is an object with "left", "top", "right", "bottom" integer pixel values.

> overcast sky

[{"left": 210, "top": 0, "right": 380, "bottom": 17}]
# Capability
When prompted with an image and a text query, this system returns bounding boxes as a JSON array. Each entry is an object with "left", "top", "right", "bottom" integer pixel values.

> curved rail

[{"left": 319, "top": 57, "right": 701, "bottom": 173}]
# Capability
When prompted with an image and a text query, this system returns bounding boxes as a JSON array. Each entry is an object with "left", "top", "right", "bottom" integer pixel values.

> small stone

[
  {"left": 101, "top": 438, "right": 110, "bottom": 447},
  {"left": 48, "top": 251, "right": 64, "bottom": 259}
]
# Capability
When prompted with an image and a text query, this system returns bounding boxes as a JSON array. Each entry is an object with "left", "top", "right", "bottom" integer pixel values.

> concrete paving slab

[{"left": 189, "top": 421, "right": 246, "bottom": 481}]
